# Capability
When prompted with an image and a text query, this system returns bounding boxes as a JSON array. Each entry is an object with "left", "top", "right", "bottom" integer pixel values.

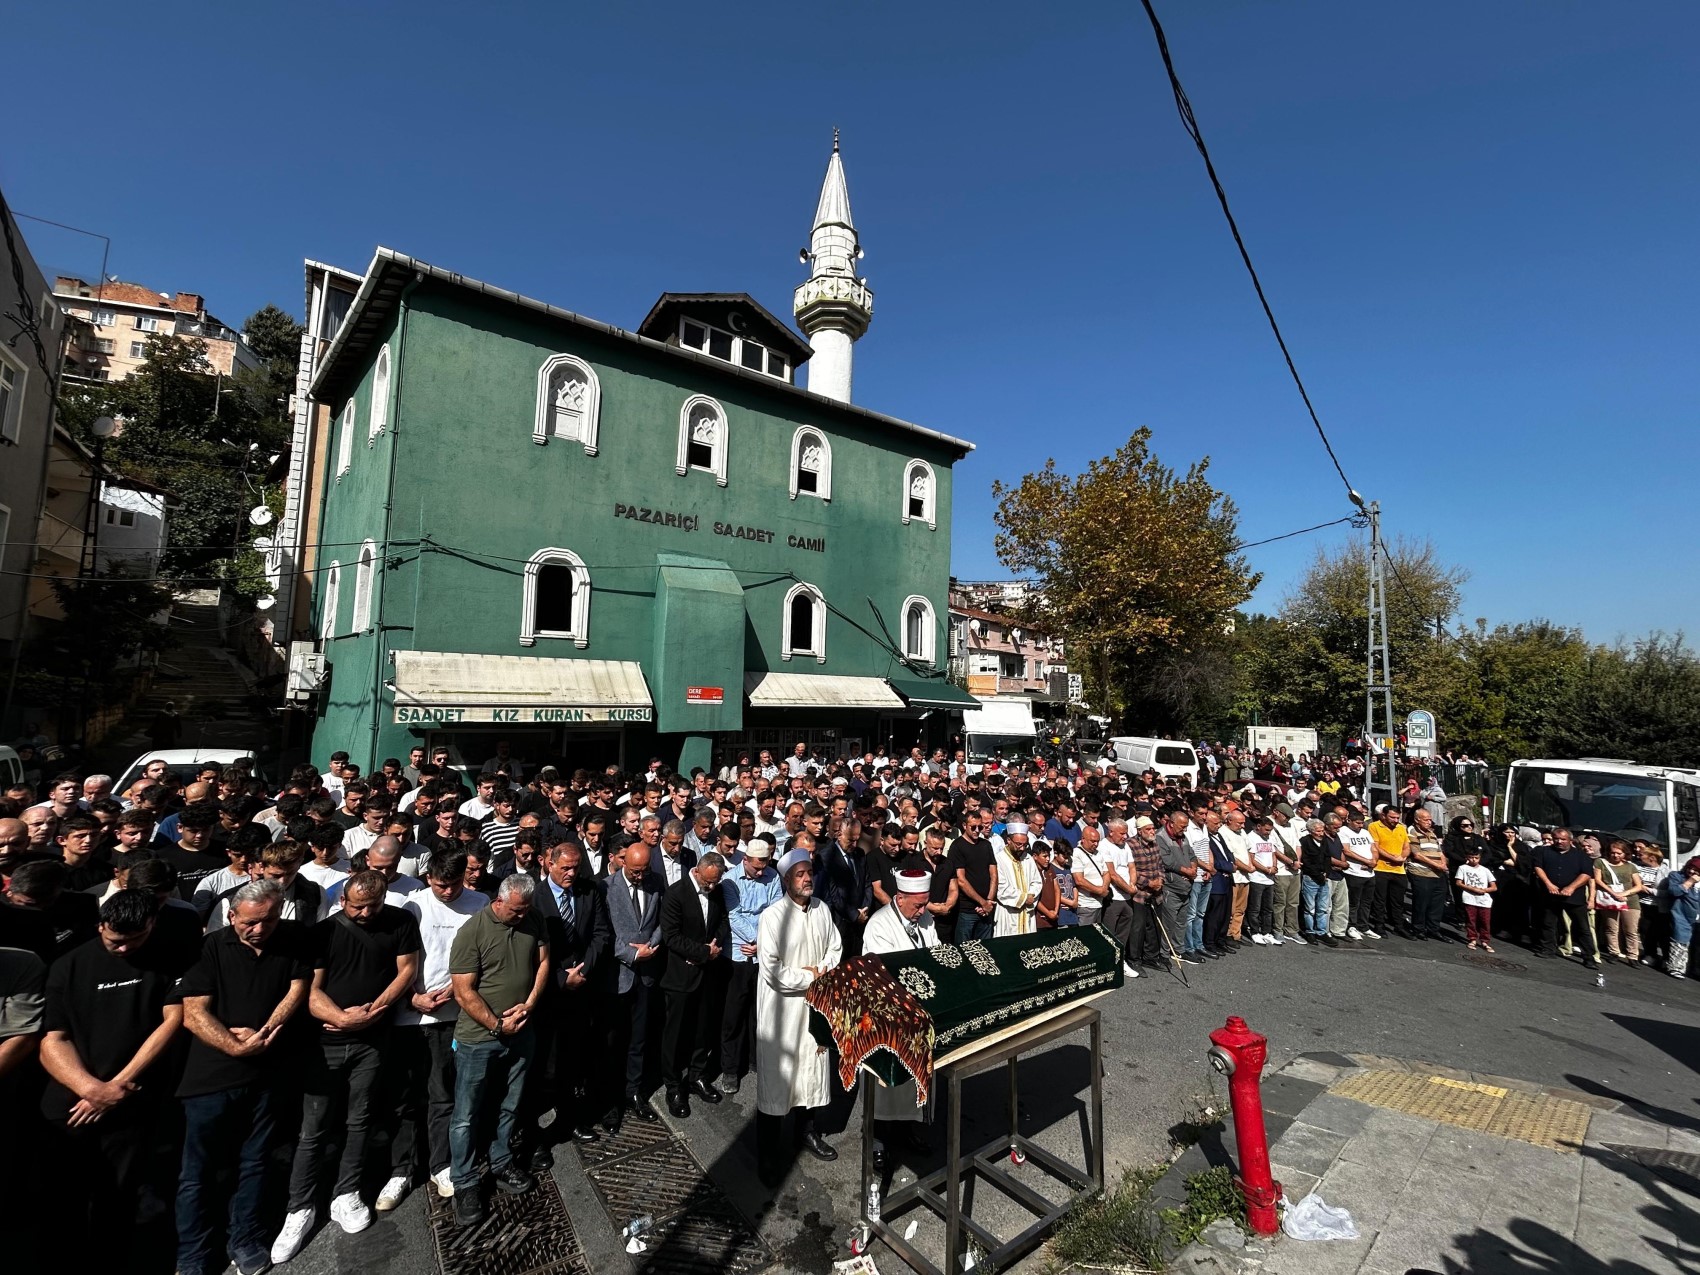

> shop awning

[
  {"left": 887, "top": 676, "right": 981, "bottom": 711},
  {"left": 391, "top": 651, "right": 653, "bottom": 724},
  {"left": 744, "top": 671, "right": 905, "bottom": 710}
]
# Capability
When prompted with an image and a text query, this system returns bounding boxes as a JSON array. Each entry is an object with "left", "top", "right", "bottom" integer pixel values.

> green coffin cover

[{"left": 809, "top": 925, "right": 1124, "bottom": 1092}]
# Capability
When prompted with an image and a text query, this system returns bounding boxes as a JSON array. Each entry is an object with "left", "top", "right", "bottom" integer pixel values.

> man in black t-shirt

[
  {"left": 948, "top": 810, "right": 999, "bottom": 943},
  {"left": 272, "top": 870, "right": 421, "bottom": 1260},
  {"left": 40, "top": 889, "right": 193, "bottom": 1269},
  {"left": 869, "top": 824, "right": 926, "bottom": 909},
  {"left": 157, "top": 804, "right": 224, "bottom": 901},
  {"left": 173, "top": 878, "right": 311, "bottom": 1275},
  {"left": 1534, "top": 827, "right": 1600, "bottom": 968}
]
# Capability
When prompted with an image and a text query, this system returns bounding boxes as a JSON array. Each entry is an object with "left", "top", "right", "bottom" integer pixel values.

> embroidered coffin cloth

[{"left": 806, "top": 925, "right": 1123, "bottom": 1101}]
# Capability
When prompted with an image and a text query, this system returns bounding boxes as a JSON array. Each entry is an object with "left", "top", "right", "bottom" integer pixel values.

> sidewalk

[{"left": 1156, "top": 1052, "right": 1700, "bottom": 1275}]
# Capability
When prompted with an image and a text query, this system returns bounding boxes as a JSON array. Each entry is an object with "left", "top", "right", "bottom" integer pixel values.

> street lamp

[{"left": 84, "top": 415, "right": 118, "bottom": 578}]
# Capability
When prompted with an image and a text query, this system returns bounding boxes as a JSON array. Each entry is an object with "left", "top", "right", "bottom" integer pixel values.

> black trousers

[
  {"left": 1204, "top": 891, "right": 1231, "bottom": 951},
  {"left": 1541, "top": 890, "right": 1598, "bottom": 960},
  {"left": 1345, "top": 874, "right": 1373, "bottom": 928},
  {"left": 1245, "top": 883, "right": 1273, "bottom": 936},
  {"left": 519, "top": 985, "right": 601, "bottom": 1142},
  {"left": 47, "top": 1103, "right": 178, "bottom": 1271},
  {"left": 608, "top": 980, "right": 660, "bottom": 1102},
  {"left": 389, "top": 1021, "right": 456, "bottom": 1177},
  {"left": 662, "top": 969, "right": 726, "bottom": 1094},
  {"left": 720, "top": 961, "right": 759, "bottom": 1079},
  {"left": 1409, "top": 875, "right": 1446, "bottom": 935},
  {"left": 1370, "top": 873, "right": 1408, "bottom": 933}
]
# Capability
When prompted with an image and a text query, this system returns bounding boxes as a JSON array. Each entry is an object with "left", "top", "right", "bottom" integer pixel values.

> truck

[
  {"left": 961, "top": 699, "right": 1038, "bottom": 774},
  {"left": 1243, "top": 726, "right": 1319, "bottom": 758}
]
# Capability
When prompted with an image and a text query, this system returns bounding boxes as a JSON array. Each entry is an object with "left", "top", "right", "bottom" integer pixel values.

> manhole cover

[
  {"left": 585, "top": 1118, "right": 774, "bottom": 1275},
  {"left": 1462, "top": 952, "right": 1527, "bottom": 973},
  {"left": 427, "top": 1172, "right": 589, "bottom": 1275}
]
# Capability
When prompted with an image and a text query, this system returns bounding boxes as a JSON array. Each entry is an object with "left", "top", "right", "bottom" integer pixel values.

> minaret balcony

[{"left": 794, "top": 276, "right": 874, "bottom": 332}]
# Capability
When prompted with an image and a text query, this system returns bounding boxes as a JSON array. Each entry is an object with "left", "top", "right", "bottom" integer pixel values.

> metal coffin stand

[{"left": 859, "top": 1002, "right": 1105, "bottom": 1275}]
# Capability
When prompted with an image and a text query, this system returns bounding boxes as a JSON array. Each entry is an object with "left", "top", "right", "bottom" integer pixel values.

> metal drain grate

[
  {"left": 586, "top": 1117, "right": 774, "bottom": 1275},
  {"left": 1603, "top": 1144, "right": 1700, "bottom": 1186},
  {"left": 1462, "top": 952, "right": 1527, "bottom": 973},
  {"left": 427, "top": 1172, "right": 590, "bottom": 1275}
]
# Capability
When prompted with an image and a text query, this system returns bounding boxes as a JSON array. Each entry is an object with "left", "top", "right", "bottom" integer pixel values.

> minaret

[{"left": 794, "top": 130, "right": 873, "bottom": 404}]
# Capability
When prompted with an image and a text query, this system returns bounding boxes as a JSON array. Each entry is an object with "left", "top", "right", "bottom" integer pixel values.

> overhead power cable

[
  {"left": 1232, "top": 513, "right": 1359, "bottom": 553},
  {"left": 1138, "top": 0, "right": 1359, "bottom": 503}
]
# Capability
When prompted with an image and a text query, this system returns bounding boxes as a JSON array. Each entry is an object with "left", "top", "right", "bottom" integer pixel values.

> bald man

[
  {"left": 0, "top": 818, "right": 31, "bottom": 874},
  {"left": 606, "top": 842, "right": 666, "bottom": 1124},
  {"left": 157, "top": 783, "right": 214, "bottom": 846}
]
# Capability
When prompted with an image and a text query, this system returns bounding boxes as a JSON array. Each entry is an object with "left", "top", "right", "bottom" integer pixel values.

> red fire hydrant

[{"left": 1208, "top": 1015, "right": 1282, "bottom": 1237}]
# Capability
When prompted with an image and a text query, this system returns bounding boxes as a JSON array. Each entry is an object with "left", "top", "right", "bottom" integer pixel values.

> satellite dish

[
  {"left": 248, "top": 505, "right": 274, "bottom": 526},
  {"left": 255, "top": 595, "right": 276, "bottom": 610},
  {"left": 253, "top": 536, "right": 274, "bottom": 553}
]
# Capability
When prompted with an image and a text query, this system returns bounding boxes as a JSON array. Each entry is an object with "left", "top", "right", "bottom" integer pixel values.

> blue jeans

[
  {"left": 1301, "top": 878, "right": 1332, "bottom": 936},
  {"left": 176, "top": 1085, "right": 276, "bottom": 1275},
  {"left": 449, "top": 1031, "right": 535, "bottom": 1191},
  {"left": 1184, "top": 878, "right": 1210, "bottom": 952},
  {"left": 955, "top": 910, "right": 994, "bottom": 943}
]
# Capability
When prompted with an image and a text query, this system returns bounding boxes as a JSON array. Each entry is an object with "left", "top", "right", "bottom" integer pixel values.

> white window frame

[
  {"left": 368, "top": 344, "right": 391, "bottom": 441},
  {"left": 336, "top": 400, "right": 355, "bottom": 478},
  {"left": 0, "top": 346, "right": 26, "bottom": 445},
  {"left": 901, "top": 594, "right": 936, "bottom": 663},
  {"left": 134, "top": 314, "right": 160, "bottom": 333},
  {"left": 788, "top": 426, "right": 832, "bottom": 501},
  {"left": 38, "top": 294, "right": 58, "bottom": 330},
  {"left": 532, "top": 353, "right": 601, "bottom": 454},
  {"left": 676, "top": 394, "right": 729, "bottom": 486},
  {"left": 782, "top": 581, "right": 827, "bottom": 663},
  {"left": 520, "top": 547, "right": 590, "bottom": 648},
  {"left": 350, "top": 540, "right": 376, "bottom": 633},
  {"left": 92, "top": 308, "right": 115, "bottom": 327},
  {"left": 320, "top": 561, "right": 341, "bottom": 639},
  {"left": 127, "top": 341, "right": 144, "bottom": 358},
  {"left": 677, "top": 316, "right": 789, "bottom": 381},
  {"left": 902, "top": 459, "right": 937, "bottom": 530}
]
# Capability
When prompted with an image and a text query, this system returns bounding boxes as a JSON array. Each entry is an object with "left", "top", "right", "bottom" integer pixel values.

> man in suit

[
  {"left": 657, "top": 850, "right": 730, "bottom": 1118},
  {"left": 523, "top": 841, "right": 612, "bottom": 1160},
  {"left": 604, "top": 842, "right": 665, "bottom": 1124}
]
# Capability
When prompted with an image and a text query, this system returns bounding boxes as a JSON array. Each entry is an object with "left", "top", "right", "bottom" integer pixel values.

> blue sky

[{"left": 8, "top": 2, "right": 1696, "bottom": 643}]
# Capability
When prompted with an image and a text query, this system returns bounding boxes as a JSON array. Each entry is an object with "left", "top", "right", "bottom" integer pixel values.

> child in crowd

[{"left": 1455, "top": 844, "right": 1497, "bottom": 951}]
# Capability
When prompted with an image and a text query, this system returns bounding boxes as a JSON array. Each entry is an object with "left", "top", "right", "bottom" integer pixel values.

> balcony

[{"left": 174, "top": 318, "right": 241, "bottom": 343}]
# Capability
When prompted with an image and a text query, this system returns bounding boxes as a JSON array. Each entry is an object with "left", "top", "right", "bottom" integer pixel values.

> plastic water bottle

[
  {"left": 867, "top": 1180, "right": 882, "bottom": 1223},
  {"left": 1595, "top": 971, "right": 1606, "bottom": 989}
]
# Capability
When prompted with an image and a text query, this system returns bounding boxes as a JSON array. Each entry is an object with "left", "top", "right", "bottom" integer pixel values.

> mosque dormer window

[{"left": 679, "top": 317, "right": 789, "bottom": 382}]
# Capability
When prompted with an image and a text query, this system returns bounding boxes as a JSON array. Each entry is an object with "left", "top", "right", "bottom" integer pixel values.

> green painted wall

[{"left": 310, "top": 281, "right": 960, "bottom": 766}]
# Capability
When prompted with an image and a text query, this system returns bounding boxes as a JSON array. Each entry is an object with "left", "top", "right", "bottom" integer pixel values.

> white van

[
  {"left": 1110, "top": 736, "right": 1201, "bottom": 782},
  {"left": 0, "top": 746, "right": 22, "bottom": 790}
]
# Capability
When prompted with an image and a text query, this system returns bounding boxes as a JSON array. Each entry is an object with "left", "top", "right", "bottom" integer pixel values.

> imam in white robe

[
  {"left": 993, "top": 846, "right": 1039, "bottom": 937},
  {"left": 861, "top": 901, "right": 938, "bottom": 1122},
  {"left": 756, "top": 894, "right": 843, "bottom": 1117}
]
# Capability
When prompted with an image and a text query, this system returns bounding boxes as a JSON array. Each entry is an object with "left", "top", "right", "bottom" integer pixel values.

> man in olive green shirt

[{"left": 447, "top": 874, "right": 551, "bottom": 1225}]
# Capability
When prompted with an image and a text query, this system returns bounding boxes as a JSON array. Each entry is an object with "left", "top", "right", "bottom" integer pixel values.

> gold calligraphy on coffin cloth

[{"left": 805, "top": 927, "right": 1124, "bottom": 1107}]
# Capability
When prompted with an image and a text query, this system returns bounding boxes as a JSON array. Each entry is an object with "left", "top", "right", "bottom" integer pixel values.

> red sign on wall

[{"left": 685, "top": 686, "right": 724, "bottom": 705}]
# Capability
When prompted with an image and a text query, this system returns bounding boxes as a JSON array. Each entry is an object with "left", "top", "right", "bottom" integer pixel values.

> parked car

[{"left": 113, "top": 747, "right": 266, "bottom": 796}]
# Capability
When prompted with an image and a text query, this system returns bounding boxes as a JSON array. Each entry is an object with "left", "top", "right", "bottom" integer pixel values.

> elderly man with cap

[
  {"left": 992, "top": 823, "right": 1041, "bottom": 937},
  {"left": 755, "top": 846, "right": 843, "bottom": 1184},
  {"left": 861, "top": 866, "right": 937, "bottom": 1162}
]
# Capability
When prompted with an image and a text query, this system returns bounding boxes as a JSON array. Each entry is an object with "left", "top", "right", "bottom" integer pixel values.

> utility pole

[{"left": 1361, "top": 498, "right": 1397, "bottom": 811}]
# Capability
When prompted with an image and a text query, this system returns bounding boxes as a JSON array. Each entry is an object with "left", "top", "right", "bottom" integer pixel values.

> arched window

[
  {"left": 782, "top": 581, "right": 826, "bottom": 663},
  {"left": 320, "top": 561, "right": 341, "bottom": 639},
  {"left": 533, "top": 353, "right": 601, "bottom": 454},
  {"left": 675, "top": 395, "right": 728, "bottom": 486},
  {"left": 901, "top": 594, "right": 936, "bottom": 663},
  {"left": 336, "top": 401, "right": 355, "bottom": 478},
  {"left": 368, "top": 343, "right": 390, "bottom": 441},
  {"left": 350, "top": 540, "right": 376, "bottom": 633},
  {"left": 521, "top": 548, "right": 590, "bottom": 647},
  {"left": 902, "top": 459, "right": 936, "bottom": 529},
  {"left": 789, "top": 427, "right": 832, "bottom": 501}
]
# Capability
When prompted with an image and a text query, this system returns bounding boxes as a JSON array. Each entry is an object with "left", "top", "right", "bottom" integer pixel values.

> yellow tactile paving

[{"left": 1330, "top": 1069, "right": 1590, "bottom": 1152}]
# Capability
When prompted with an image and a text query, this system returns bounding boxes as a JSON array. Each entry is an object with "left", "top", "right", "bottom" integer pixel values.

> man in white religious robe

[
  {"left": 756, "top": 848, "right": 843, "bottom": 1183},
  {"left": 860, "top": 868, "right": 938, "bottom": 1160},
  {"left": 992, "top": 823, "right": 1040, "bottom": 937}
]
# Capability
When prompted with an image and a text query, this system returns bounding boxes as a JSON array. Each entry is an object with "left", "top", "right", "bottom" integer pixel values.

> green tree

[
  {"left": 991, "top": 428, "right": 1259, "bottom": 725},
  {"left": 1544, "top": 634, "right": 1700, "bottom": 766}
]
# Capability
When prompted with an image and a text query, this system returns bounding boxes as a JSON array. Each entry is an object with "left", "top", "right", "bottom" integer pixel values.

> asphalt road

[{"left": 284, "top": 931, "right": 1700, "bottom": 1275}]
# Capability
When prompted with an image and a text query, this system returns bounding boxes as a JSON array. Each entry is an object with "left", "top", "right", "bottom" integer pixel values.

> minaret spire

[{"left": 795, "top": 132, "right": 873, "bottom": 405}]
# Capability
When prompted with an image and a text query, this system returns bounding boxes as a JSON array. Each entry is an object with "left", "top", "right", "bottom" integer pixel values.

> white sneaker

[
  {"left": 375, "top": 1176, "right": 410, "bottom": 1212},
  {"left": 1363, "top": 928, "right": 1382, "bottom": 940},
  {"left": 431, "top": 1167, "right": 455, "bottom": 1198},
  {"left": 270, "top": 1206, "right": 315, "bottom": 1264},
  {"left": 1347, "top": 927, "right": 1364, "bottom": 941},
  {"left": 1122, "top": 962, "right": 1141, "bottom": 977},
  {"left": 330, "top": 1191, "right": 372, "bottom": 1235},
  {"left": 1287, "top": 935, "right": 1307, "bottom": 945}
]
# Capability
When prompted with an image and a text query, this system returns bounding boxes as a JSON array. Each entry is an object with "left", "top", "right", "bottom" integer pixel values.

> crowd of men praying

[{"left": 0, "top": 736, "right": 1695, "bottom": 1275}]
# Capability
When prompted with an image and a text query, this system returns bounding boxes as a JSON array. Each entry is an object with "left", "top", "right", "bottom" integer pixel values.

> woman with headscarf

[{"left": 1486, "top": 823, "right": 1530, "bottom": 946}]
